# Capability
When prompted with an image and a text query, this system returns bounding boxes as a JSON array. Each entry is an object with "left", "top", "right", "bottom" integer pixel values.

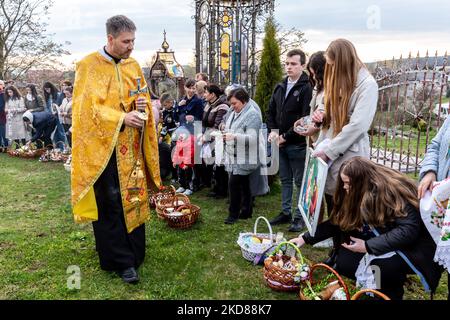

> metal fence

[{"left": 370, "top": 51, "right": 450, "bottom": 176}]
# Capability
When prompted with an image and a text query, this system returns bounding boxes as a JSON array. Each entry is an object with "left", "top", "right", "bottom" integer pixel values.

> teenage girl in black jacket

[{"left": 291, "top": 157, "right": 443, "bottom": 300}]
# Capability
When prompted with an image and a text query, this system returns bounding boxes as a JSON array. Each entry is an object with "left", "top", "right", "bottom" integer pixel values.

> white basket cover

[{"left": 237, "top": 216, "right": 285, "bottom": 263}]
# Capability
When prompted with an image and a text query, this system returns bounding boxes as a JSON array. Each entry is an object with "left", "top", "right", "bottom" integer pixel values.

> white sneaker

[
  {"left": 183, "top": 189, "right": 193, "bottom": 196},
  {"left": 176, "top": 187, "right": 186, "bottom": 193},
  {"left": 313, "top": 238, "right": 334, "bottom": 248}
]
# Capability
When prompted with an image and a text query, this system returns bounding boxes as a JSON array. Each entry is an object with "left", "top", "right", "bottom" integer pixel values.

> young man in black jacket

[{"left": 267, "top": 49, "right": 313, "bottom": 232}]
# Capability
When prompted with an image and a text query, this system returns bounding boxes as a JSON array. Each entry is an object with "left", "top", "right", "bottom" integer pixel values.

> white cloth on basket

[
  {"left": 420, "top": 177, "right": 450, "bottom": 271},
  {"left": 355, "top": 252, "right": 396, "bottom": 290}
]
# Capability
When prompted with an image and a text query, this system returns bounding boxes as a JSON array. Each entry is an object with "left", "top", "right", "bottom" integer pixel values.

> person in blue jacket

[
  {"left": 22, "top": 110, "right": 57, "bottom": 148},
  {"left": 175, "top": 78, "right": 204, "bottom": 126}
]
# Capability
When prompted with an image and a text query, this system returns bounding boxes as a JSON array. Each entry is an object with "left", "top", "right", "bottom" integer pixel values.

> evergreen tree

[{"left": 254, "top": 17, "right": 283, "bottom": 122}]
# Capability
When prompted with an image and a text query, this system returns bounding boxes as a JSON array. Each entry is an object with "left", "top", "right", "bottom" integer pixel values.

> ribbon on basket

[{"left": 420, "top": 177, "right": 450, "bottom": 271}]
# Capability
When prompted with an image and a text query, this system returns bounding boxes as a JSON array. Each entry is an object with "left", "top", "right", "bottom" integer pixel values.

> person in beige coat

[{"left": 309, "top": 39, "right": 378, "bottom": 265}]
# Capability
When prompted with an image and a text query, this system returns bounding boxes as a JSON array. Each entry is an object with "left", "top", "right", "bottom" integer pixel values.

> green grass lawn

[{"left": 0, "top": 154, "right": 447, "bottom": 300}]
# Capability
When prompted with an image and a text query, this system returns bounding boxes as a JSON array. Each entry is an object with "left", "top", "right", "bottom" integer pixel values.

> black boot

[
  {"left": 269, "top": 212, "right": 292, "bottom": 225},
  {"left": 116, "top": 267, "right": 140, "bottom": 284}
]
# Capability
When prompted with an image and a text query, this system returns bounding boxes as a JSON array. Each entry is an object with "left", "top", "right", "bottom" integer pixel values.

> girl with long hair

[
  {"left": 43, "top": 82, "right": 67, "bottom": 149},
  {"left": 24, "top": 84, "right": 45, "bottom": 112},
  {"left": 310, "top": 39, "right": 379, "bottom": 263},
  {"left": 4, "top": 85, "right": 29, "bottom": 145},
  {"left": 291, "top": 157, "right": 442, "bottom": 300}
]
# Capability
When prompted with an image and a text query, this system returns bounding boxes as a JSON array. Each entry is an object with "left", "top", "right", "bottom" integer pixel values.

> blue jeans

[
  {"left": 279, "top": 144, "right": 306, "bottom": 220},
  {"left": 53, "top": 118, "right": 67, "bottom": 150},
  {"left": 0, "top": 123, "right": 8, "bottom": 147}
]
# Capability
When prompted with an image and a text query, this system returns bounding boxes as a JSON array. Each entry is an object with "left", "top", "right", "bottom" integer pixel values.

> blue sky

[{"left": 47, "top": 0, "right": 450, "bottom": 67}]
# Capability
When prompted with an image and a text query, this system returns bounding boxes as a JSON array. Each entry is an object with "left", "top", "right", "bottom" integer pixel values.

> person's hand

[
  {"left": 268, "top": 131, "right": 278, "bottom": 143},
  {"left": 159, "top": 137, "right": 163, "bottom": 143},
  {"left": 186, "top": 115, "right": 194, "bottom": 123},
  {"left": 294, "top": 118, "right": 305, "bottom": 129},
  {"left": 418, "top": 171, "right": 437, "bottom": 199},
  {"left": 124, "top": 111, "right": 145, "bottom": 128},
  {"left": 136, "top": 96, "right": 148, "bottom": 112},
  {"left": 178, "top": 100, "right": 186, "bottom": 106},
  {"left": 341, "top": 237, "right": 367, "bottom": 253},
  {"left": 313, "top": 150, "right": 329, "bottom": 162},
  {"left": 312, "top": 109, "right": 325, "bottom": 124},
  {"left": 290, "top": 236, "right": 305, "bottom": 248},
  {"left": 223, "top": 133, "right": 236, "bottom": 142},
  {"left": 277, "top": 135, "right": 286, "bottom": 147},
  {"left": 294, "top": 118, "right": 320, "bottom": 137}
]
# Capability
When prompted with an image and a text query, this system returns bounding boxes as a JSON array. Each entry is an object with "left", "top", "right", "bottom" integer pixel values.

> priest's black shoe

[
  {"left": 117, "top": 267, "right": 139, "bottom": 284},
  {"left": 224, "top": 216, "right": 238, "bottom": 224},
  {"left": 288, "top": 219, "right": 306, "bottom": 232},
  {"left": 269, "top": 213, "right": 291, "bottom": 225}
]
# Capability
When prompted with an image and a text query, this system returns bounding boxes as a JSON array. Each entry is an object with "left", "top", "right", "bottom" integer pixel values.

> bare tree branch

[{"left": 0, "top": 0, "right": 69, "bottom": 79}]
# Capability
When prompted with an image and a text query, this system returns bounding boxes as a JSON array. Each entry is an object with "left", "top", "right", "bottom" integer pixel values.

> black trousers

[
  {"left": 335, "top": 247, "right": 412, "bottom": 300},
  {"left": 212, "top": 165, "right": 229, "bottom": 196},
  {"left": 178, "top": 166, "right": 194, "bottom": 190},
  {"left": 228, "top": 174, "right": 252, "bottom": 219},
  {"left": 92, "top": 152, "right": 145, "bottom": 271}
]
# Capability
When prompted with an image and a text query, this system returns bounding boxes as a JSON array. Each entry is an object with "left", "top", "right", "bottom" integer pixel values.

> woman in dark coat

[
  {"left": 290, "top": 157, "right": 442, "bottom": 300},
  {"left": 201, "top": 84, "right": 229, "bottom": 197}
]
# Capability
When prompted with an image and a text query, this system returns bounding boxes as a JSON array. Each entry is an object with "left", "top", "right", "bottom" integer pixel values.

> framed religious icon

[{"left": 298, "top": 148, "right": 328, "bottom": 236}]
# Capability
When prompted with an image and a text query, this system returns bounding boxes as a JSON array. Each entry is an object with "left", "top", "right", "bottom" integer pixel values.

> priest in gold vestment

[{"left": 71, "top": 15, "right": 161, "bottom": 284}]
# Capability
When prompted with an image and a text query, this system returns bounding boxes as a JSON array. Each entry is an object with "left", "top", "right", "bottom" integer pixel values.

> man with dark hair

[
  {"left": 70, "top": 15, "right": 161, "bottom": 284},
  {"left": 267, "top": 49, "right": 313, "bottom": 232}
]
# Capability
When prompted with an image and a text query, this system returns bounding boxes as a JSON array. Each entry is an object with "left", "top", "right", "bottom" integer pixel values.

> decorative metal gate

[{"left": 370, "top": 51, "right": 449, "bottom": 176}]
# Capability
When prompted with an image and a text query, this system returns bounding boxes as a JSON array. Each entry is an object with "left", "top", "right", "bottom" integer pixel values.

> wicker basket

[
  {"left": 7, "top": 146, "right": 46, "bottom": 159},
  {"left": 351, "top": 289, "right": 390, "bottom": 300},
  {"left": 149, "top": 185, "right": 176, "bottom": 208},
  {"left": 263, "top": 241, "right": 306, "bottom": 292},
  {"left": 299, "top": 263, "right": 350, "bottom": 300},
  {"left": 39, "top": 145, "right": 70, "bottom": 163},
  {"left": 237, "top": 216, "right": 284, "bottom": 264},
  {"left": 162, "top": 204, "right": 200, "bottom": 229},
  {"left": 7, "top": 140, "right": 46, "bottom": 159},
  {"left": 156, "top": 193, "right": 190, "bottom": 219}
]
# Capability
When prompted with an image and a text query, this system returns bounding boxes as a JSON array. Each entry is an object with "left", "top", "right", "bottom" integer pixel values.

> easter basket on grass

[
  {"left": 237, "top": 216, "right": 285, "bottom": 264},
  {"left": 351, "top": 289, "right": 390, "bottom": 300},
  {"left": 149, "top": 185, "right": 176, "bottom": 208},
  {"left": 299, "top": 263, "right": 350, "bottom": 300},
  {"left": 39, "top": 143, "right": 71, "bottom": 163},
  {"left": 7, "top": 140, "right": 46, "bottom": 159},
  {"left": 162, "top": 204, "right": 200, "bottom": 229},
  {"left": 156, "top": 193, "right": 190, "bottom": 219},
  {"left": 263, "top": 241, "right": 309, "bottom": 292}
]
